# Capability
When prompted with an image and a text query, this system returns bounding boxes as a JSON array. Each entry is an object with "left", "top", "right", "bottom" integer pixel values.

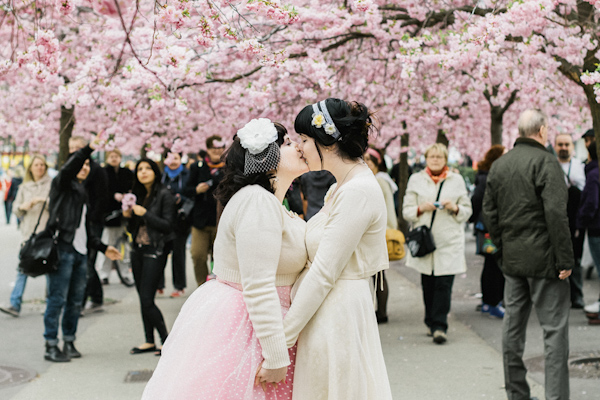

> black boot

[
  {"left": 63, "top": 341, "right": 81, "bottom": 359},
  {"left": 45, "top": 343, "right": 70, "bottom": 362}
]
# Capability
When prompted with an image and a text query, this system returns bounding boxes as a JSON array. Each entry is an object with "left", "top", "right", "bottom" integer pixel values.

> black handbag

[
  {"left": 406, "top": 180, "right": 445, "bottom": 258},
  {"left": 18, "top": 201, "right": 60, "bottom": 277}
]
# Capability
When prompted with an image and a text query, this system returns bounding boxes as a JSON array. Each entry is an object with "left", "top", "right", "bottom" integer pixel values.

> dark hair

[
  {"left": 214, "top": 123, "right": 286, "bottom": 206},
  {"left": 588, "top": 142, "right": 598, "bottom": 161},
  {"left": 365, "top": 147, "right": 386, "bottom": 173},
  {"left": 132, "top": 158, "right": 163, "bottom": 206},
  {"left": 294, "top": 98, "right": 375, "bottom": 164},
  {"left": 477, "top": 145, "right": 505, "bottom": 172},
  {"left": 164, "top": 151, "right": 183, "bottom": 158},
  {"left": 206, "top": 135, "right": 223, "bottom": 149}
]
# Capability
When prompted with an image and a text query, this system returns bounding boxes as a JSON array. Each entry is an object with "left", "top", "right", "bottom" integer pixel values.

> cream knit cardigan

[
  {"left": 212, "top": 185, "right": 307, "bottom": 369},
  {"left": 283, "top": 171, "right": 389, "bottom": 347}
]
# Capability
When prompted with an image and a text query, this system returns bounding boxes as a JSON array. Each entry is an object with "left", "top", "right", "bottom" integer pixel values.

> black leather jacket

[
  {"left": 46, "top": 145, "right": 107, "bottom": 253},
  {"left": 127, "top": 185, "right": 176, "bottom": 253}
]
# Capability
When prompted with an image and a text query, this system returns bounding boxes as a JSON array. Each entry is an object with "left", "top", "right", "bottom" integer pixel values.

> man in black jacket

[
  {"left": 99, "top": 148, "right": 134, "bottom": 286},
  {"left": 160, "top": 151, "right": 190, "bottom": 297},
  {"left": 483, "top": 109, "right": 573, "bottom": 400},
  {"left": 184, "top": 136, "right": 224, "bottom": 285},
  {"left": 69, "top": 136, "right": 110, "bottom": 313},
  {"left": 43, "top": 140, "right": 121, "bottom": 362}
]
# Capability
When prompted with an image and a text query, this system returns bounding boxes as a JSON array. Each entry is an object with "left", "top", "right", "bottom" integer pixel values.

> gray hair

[{"left": 518, "top": 109, "right": 547, "bottom": 138}]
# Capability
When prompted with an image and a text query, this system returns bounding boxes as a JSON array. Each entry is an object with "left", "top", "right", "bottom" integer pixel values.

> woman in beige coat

[
  {"left": 402, "top": 143, "right": 472, "bottom": 344},
  {"left": 0, "top": 155, "right": 51, "bottom": 317}
]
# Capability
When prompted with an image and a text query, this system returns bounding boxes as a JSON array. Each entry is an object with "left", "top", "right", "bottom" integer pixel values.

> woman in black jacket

[
  {"left": 124, "top": 159, "right": 176, "bottom": 356},
  {"left": 470, "top": 145, "right": 505, "bottom": 318}
]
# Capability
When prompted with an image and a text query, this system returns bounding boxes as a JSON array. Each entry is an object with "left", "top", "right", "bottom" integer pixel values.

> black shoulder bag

[
  {"left": 18, "top": 201, "right": 60, "bottom": 277},
  {"left": 406, "top": 180, "right": 445, "bottom": 258}
]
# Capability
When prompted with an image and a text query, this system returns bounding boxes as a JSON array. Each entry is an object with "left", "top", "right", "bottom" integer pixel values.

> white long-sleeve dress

[{"left": 284, "top": 170, "right": 393, "bottom": 400}]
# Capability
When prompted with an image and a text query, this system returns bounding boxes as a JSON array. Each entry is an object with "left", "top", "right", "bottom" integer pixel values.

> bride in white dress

[{"left": 283, "top": 98, "right": 393, "bottom": 399}]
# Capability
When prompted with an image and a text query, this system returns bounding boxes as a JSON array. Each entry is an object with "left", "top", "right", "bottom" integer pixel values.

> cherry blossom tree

[{"left": 0, "top": 0, "right": 598, "bottom": 168}]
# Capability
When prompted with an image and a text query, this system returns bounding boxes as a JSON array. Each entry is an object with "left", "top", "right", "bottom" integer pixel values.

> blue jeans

[
  {"left": 588, "top": 235, "right": 600, "bottom": 278},
  {"left": 9, "top": 270, "right": 28, "bottom": 312},
  {"left": 43, "top": 243, "right": 88, "bottom": 345}
]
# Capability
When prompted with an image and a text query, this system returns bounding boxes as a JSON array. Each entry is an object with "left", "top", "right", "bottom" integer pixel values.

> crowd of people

[{"left": 0, "top": 98, "right": 597, "bottom": 400}]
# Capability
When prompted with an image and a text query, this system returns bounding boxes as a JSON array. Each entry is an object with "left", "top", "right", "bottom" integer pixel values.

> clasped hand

[{"left": 254, "top": 361, "right": 287, "bottom": 392}]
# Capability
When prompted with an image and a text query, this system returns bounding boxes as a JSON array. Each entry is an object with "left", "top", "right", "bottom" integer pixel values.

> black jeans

[
  {"left": 481, "top": 254, "right": 505, "bottom": 307},
  {"left": 568, "top": 228, "right": 584, "bottom": 305},
  {"left": 372, "top": 271, "right": 389, "bottom": 319},
  {"left": 132, "top": 244, "right": 168, "bottom": 344},
  {"left": 158, "top": 229, "right": 190, "bottom": 291},
  {"left": 83, "top": 222, "right": 103, "bottom": 306},
  {"left": 421, "top": 274, "right": 455, "bottom": 333}
]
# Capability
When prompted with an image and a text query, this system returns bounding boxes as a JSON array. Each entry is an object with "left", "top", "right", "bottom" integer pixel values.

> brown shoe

[{"left": 588, "top": 318, "right": 600, "bottom": 325}]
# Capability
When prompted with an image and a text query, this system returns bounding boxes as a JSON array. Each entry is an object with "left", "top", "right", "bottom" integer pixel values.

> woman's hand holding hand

[
  {"left": 20, "top": 201, "right": 33, "bottom": 211},
  {"left": 132, "top": 205, "right": 147, "bottom": 216},
  {"left": 441, "top": 200, "right": 458, "bottom": 214},
  {"left": 254, "top": 362, "right": 287, "bottom": 392},
  {"left": 122, "top": 209, "right": 132, "bottom": 218},
  {"left": 419, "top": 202, "right": 437, "bottom": 212}
]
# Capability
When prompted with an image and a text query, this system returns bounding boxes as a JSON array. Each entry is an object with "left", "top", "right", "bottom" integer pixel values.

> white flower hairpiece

[
  {"left": 237, "top": 118, "right": 278, "bottom": 155},
  {"left": 324, "top": 123, "right": 337, "bottom": 136},
  {"left": 311, "top": 100, "right": 341, "bottom": 140},
  {"left": 311, "top": 112, "right": 325, "bottom": 129}
]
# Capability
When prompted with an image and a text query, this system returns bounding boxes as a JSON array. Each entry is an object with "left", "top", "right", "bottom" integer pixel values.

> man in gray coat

[{"left": 483, "top": 109, "right": 573, "bottom": 400}]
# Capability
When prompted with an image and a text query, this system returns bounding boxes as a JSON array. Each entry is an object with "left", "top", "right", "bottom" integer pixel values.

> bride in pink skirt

[{"left": 142, "top": 119, "right": 309, "bottom": 400}]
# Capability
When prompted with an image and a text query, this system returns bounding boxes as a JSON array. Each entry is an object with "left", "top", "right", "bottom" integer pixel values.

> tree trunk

[
  {"left": 436, "top": 129, "right": 449, "bottom": 147},
  {"left": 490, "top": 106, "right": 503, "bottom": 146},
  {"left": 58, "top": 105, "right": 75, "bottom": 168},
  {"left": 396, "top": 133, "right": 410, "bottom": 235},
  {"left": 583, "top": 85, "right": 600, "bottom": 162}
]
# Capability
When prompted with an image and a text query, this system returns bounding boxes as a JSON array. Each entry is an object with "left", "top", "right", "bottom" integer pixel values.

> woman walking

[
  {"left": 142, "top": 119, "right": 309, "bottom": 399},
  {"left": 282, "top": 98, "right": 392, "bottom": 399},
  {"left": 402, "top": 143, "right": 472, "bottom": 344},
  {"left": 0, "top": 155, "right": 51, "bottom": 317},
  {"left": 470, "top": 145, "right": 506, "bottom": 318},
  {"left": 125, "top": 159, "right": 176, "bottom": 356}
]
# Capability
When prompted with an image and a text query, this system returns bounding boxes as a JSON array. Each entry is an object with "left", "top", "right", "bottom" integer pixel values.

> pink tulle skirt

[{"left": 142, "top": 279, "right": 296, "bottom": 400}]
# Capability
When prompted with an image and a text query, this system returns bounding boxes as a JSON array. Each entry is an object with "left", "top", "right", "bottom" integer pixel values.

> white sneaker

[{"left": 584, "top": 301, "right": 600, "bottom": 314}]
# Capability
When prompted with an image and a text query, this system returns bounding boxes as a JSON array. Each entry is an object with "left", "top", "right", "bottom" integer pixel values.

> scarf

[
  {"left": 164, "top": 164, "right": 184, "bottom": 180},
  {"left": 206, "top": 158, "right": 225, "bottom": 170},
  {"left": 425, "top": 165, "right": 448, "bottom": 184}
]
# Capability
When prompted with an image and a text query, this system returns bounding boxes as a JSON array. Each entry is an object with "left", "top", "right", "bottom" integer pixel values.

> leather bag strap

[
  {"left": 429, "top": 180, "right": 446, "bottom": 229},
  {"left": 31, "top": 200, "right": 47, "bottom": 236}
]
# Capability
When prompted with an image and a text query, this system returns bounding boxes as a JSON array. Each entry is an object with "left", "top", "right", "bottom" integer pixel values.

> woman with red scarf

[{"left": 402, "top": 143, "right": 472, "bottom": 344}]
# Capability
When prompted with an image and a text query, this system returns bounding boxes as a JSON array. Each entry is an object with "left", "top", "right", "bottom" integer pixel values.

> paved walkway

[{"left": 2, "top": 250, "right": 545, "bottom": 400}]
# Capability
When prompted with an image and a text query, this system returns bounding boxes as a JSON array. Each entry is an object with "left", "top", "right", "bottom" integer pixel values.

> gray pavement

[{"left": 0, "top": 222, "right": 598, "bottom": 399}]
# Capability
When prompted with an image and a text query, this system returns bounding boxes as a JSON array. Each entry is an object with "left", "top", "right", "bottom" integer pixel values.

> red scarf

[{"left": 425, "top": 166, "right": 448, "bottom": 184}]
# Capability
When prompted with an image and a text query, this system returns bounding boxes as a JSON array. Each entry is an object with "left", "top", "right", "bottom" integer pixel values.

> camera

[{"left": 433, "top": 201, "right": 444, "bottom": 210}]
